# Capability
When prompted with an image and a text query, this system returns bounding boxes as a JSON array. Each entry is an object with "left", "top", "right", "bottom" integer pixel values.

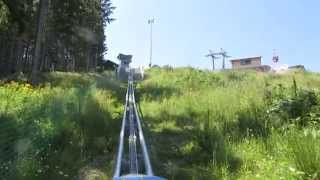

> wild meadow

[
  {"left": 137, "top": 67, "right": 320, "bottom": 179},
  {"left": 0, "top": 72, "right": 125, "bottom": 179},
  {"left": 0, "top": 68, "right": 320, "bottom": 179}
]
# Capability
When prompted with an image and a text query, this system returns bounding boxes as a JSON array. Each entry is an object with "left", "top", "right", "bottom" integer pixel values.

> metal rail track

[{"left": 113, "top": 71, "right": 165, "bottom": 180}]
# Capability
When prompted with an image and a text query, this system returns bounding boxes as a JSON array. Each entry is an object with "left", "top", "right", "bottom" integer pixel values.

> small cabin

[
  {"left": 230, "top": 56, "right": 270, "bottom": 72},
  {"left": 289, "top": 65, "right": 305, "bottom": 71},
  {"left": 230, "top": 56, "right": 262, "bottom": 69},
  {"left": 118, "top": 54, "right": 132, "bottom": 67},
  {"left": 100, "top": 60, "right": 118, "bottom": 71},
  {"left": 117, "top": 54, "right": 133, "bottom": 81}
]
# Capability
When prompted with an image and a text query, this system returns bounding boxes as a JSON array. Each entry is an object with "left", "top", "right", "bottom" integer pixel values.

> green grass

[
  {"left": 137, "top": 67, "right": 320, "bottom": 179},
  {"left": 1, "top": 68, "right": 320, "bottom": 179},
  {"left": 288, "top": 129, "right": 320, "bottom": 179},
  {"left": 0, "top": 71, "right": 125, "bottom": 180}
]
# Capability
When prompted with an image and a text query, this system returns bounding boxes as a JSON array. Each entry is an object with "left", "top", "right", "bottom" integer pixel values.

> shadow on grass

[
  {"left": 33, "top": 95, "right": 122, "bottom": 180},
  {"left": 0, "top": 92, "right": 122, "bottom": 179},
  {"left": 222, "top": 108, "right": 270, "bottom": 142},
  {"left": 0, "top": 114, "right": 20, "bottom": 179},
  {"left": 136, "top": 84, "right": 181, "bottom": 102},
  {"left": 40, "top": 72, "right": 127, "bottom": 103},
  {"left": 141, "top": 113, "right": 242, "bottom": 180},
  {"left": 93, "top": 73, "right": 127, "bottom": 103}
]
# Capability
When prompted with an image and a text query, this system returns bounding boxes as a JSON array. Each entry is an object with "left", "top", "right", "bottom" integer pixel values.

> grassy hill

[
  {"left": 0, "top": 68, "right": 320, "bottom": 179},
  {"left": 0, "top": 72, "right": 125, "bottom": 179},
  {"left": 137, "top": 68, "right": 320, "bottom": 179}
]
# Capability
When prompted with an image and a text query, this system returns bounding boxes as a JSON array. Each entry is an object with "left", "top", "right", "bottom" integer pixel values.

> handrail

[
  {"left": 113, "top": 70, "right": 164, "bottom": 180},
  {"left": 113, "top": 82, "right": 129, "bottom": 178},
  {"left": 132, "top": 87, "right": 154, "bottom": 176}
]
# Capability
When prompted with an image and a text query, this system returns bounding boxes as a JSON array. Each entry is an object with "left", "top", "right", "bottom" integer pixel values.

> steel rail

[
  {"left": 113, "top": 70, "right": 165, "bottom": 180},
  {"left": 131, "top": 82, "right": 154, "bottom": 176},
  {"left": 128, "top": 80, "right": 139, "bottom": 174},
  {"left": 113, "top": 84, "right": 129, "bottom": 177}
]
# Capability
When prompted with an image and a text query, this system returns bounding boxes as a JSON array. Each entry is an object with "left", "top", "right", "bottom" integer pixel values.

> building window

[{"left": 240, "top": 59, "right": 251, "bottom": 65}]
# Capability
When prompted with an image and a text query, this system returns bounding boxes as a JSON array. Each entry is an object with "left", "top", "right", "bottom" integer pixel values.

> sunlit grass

[
  {"left": 1, "top": 68, "right": 320, "bottom": 179},
  {"left": 138, "top": 68, "right": 320, "bottom": 179},
  {"left": 0, "top": 71, "right": 124, "bottom": 179}
]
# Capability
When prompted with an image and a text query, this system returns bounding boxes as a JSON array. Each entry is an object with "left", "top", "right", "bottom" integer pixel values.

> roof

[
  {"left": 117, "top": 54, "right": 133, "bottom": 62},
  {"left": 102, "top": 60, "right": 118, "bottom": 66},
  {"left": 104, "top": 59, "right": 117, "bottom": 64},
  {"left": 100, "top": 60, "right": 118, "bottom": 69},
  {"left": 289, "top": 65, "right": 305, "bottom": 70},
  {"left": 230, "top": 56, "right": 262, "bottom": 62}
]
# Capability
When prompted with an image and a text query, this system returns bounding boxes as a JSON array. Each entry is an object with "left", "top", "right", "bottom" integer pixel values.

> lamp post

[{"left": 148, "top": 18, "right": 155, "bottom": 68}]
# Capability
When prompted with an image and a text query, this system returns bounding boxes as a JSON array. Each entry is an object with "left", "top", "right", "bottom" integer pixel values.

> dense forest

[{"left": 0, "top": 0, "right": 115, "bottom": 82}]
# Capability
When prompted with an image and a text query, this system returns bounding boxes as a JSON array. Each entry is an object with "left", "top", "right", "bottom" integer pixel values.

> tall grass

[
  {"left": 1, "top": 68, "right": 320, "bottom": 179},
  {"left": 289, "top": 129, "right": 320, "bottom": 179},
  {"left": 0, "top": 72, "right": 124, "bottom": 179},
  {"left": 138, "top": 68, "right": 320, "bottom": 179}
]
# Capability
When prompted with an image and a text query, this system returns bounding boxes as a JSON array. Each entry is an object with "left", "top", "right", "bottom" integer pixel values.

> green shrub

[{"left": 268, "top": 89, "right": 318, "bottom": 128}]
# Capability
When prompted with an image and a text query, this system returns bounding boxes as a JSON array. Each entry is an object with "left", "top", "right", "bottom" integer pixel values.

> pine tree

[
  {"left": 31, "top": 0, "right": 49, "bottom": 83},
  {"left": 0, "top": 0, "right": 115, "bottom": 78}
]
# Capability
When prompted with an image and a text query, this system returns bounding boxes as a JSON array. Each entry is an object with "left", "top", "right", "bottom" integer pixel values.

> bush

[
  {"left": 281, "top": 90, "right": 317, "bottom": 118},
  {"left": 268, "top": 89, "right": 318, "bottom": 127}
]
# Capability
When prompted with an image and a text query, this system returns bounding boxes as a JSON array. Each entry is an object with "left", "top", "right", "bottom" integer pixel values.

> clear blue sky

[{"left": 105, "top": 0, "right": 320, "bottom": 71}]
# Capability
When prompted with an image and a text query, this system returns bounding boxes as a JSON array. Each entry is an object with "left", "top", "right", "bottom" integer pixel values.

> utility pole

[
  {"left": 148, "top": 18, "right": 155, "bottom": 68},
  {"left": 219, "top": 48, "right": 231, "bottom": 70},
  {"left": 205, "top": 50, "right": 220, "bottom": 71}
]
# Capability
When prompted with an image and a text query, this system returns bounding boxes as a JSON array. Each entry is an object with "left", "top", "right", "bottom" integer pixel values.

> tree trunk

[
  {"left": 31, "top": 0, "right": 49, "bottom": 84},
  {"left": 9, "top": 38, "right": 16, "bottom": 74},
  {"left": 15, "top": 37, "right": 25, "bottom": 74},
  {"left": 26, "top": 42, "right": 34, "bottom": 73},
  {"left": 56, "top": 40, "right": 64, "bottom": 71},
  {"left": 22, "top": 45, "right": 29, "bottom": 73},
  {"left": 0, "top": 34, "right": 6, "bottom": 75},
  {"left": 91, "top": 46, "right": 97, "bottom": 72}
]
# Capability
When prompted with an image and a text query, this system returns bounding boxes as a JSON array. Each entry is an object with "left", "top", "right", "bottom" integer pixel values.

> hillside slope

[
  {"left": 1, "top": 68, "right": 320, "bottom": 179},
  {"left": 137, "top": 68, "right": 320, "bottom": 179},
  {"left": 0, "top": 72, "right": 125, "bottom": 179}
]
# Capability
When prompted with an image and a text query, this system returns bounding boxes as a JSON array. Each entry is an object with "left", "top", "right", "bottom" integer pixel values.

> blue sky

[{"left": 105, "top": 0, "right": 320, "bottom": 71}]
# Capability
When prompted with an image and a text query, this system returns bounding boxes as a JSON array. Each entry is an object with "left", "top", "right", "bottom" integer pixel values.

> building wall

[
  {"left": 251, "top": 59, "right": 262, "bottom": 66},
  {"left": 231, "top": 57, "right": 262, "bottom": 69},
  {"left": 231, "top": 61, "right": 241, "bottom": 68}
]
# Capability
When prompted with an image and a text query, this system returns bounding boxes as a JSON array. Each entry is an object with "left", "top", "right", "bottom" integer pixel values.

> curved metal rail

[{"left": 113, "top": 71, "right": 165, "bottom": 180}]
